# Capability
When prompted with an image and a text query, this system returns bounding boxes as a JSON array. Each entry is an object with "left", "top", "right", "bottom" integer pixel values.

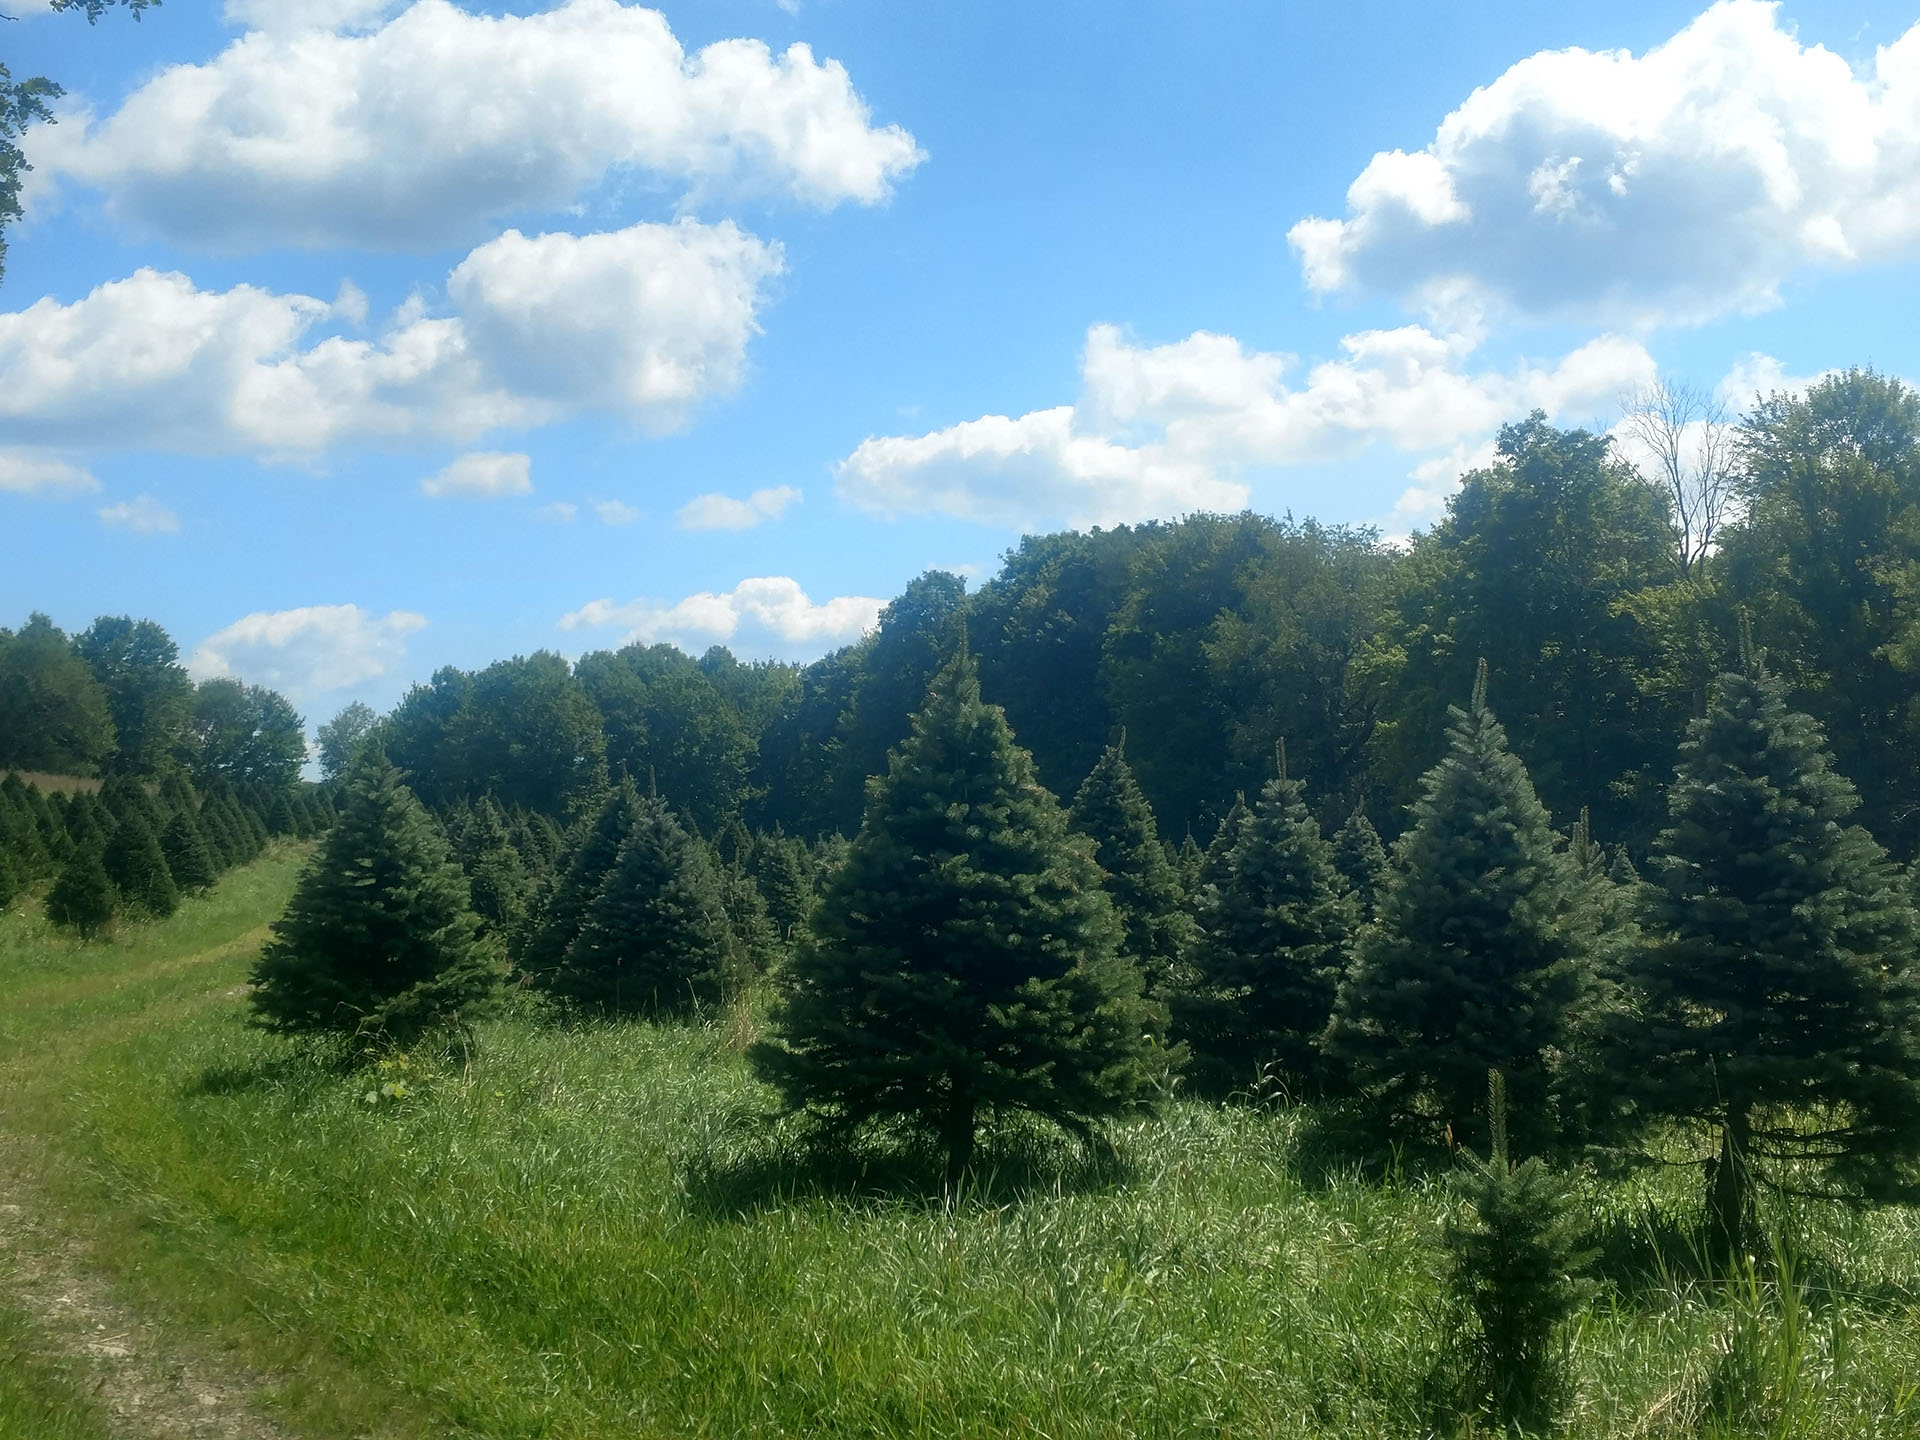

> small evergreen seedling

[
  {"left": 1443, "top": 1070, "right": 1594, "bottom": 1435},
  {"left": 46, "top": 844, "right": 117, "bottom": 937}
]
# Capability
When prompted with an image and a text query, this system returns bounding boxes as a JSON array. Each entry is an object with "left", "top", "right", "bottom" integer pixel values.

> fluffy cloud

[
  {"left": 190, "top": 604, "right": 427, "bottom": 697},
  {"left": 1289, "top": 1, "right": 1920, "bottom": 327},
  {"left": 0, "top": 220, "right": 782, "bottom": 455},
  {"left": 593, "top": 499, "right": 641, "bottom": 525},
  {"left": 838, "top": 322, "right": 1654, "bottom": 530},
  {"left": 0, "top": 451, "right": 98, "bottom": 495},
  {"left": 97, "top": 494, "right": 181, "bottom": 534},
  {"left": 559, "top": 575, "right": 882, "bottom": 656},
  {"left": 676, "top": 484, "right": 802, "bottom": 530},
  {"left": 33, "top": 0, "right": 924, "bottom": 250},
  {"left": 421, "top": 451, "right": 532, "bottom": 499}
]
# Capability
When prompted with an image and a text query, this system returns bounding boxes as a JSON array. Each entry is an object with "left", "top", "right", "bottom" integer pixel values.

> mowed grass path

[{"left": 4, "top": 850, "right": 1920, "bottom": 1438}]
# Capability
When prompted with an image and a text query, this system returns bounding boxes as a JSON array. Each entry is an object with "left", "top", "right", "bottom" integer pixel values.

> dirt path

[{"left": 0, "top": 1169, "right": 295, "bottom": 1440}]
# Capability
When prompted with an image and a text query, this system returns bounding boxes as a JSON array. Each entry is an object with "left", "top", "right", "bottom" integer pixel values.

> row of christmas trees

[
  {"left": 0, "top": 770, "right": 336, "bottom": 934},
  {"left": 246, "top": 626, "right": 1920, "bottom": 1247}
]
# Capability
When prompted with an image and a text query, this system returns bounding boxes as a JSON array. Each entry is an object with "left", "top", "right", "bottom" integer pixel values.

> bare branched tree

[{"left": 1618, "top": 381, "right": 1737, "bottom": 580}]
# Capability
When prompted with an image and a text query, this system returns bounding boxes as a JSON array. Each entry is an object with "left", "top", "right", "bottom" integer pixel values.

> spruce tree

[
  {"left": 61, "top": 792, "right": 106, "bottom": 854},
  {"left": 266, "top": 790, "right": 299, "bottom": 838},
  {"left": 160, "top": 809, "right": 218, "bottom": 895},
  {"left": 1610, "top": 637, "right": 1920, "bottom": 1246},
  {"left": 103, "top": 810, "right": 179, "bottom": 918},
  {"left": 1175, "top": 830, "right": 1205, "bottom": 899},
  {"left": 251, "top": 757, "right": 500, "bottom": 1045},
  {"left": 547, "top": 795, "right": 731, "bottom": 1015},
  {"left": 1069, "top": 737, "right": 1196, "bottom": 994},
  {"left": 0, "top": 842, "right": 20, "bottom": 911},
  {"left": 1174, "top": 740, "right": 1357, "bottom": 1096},
  {"left": 1324, "top": 663, "right": 1590, "bottom": 1153},
  {"left": 198, "top": 797, "right": 243, "bottom": 871},
  {"left": 523, "top": 778, "right": 642, "bottom": 979},
  {"left": 157, "top": 771, "right": 198, "bottom": 822},
  {"left": 46, "top": 844, "right": 116, "bottom": 937},
  {"left": 752, "top": 829, "right": 816, "bottom": 946},
  {"left": 457, "top": 797, "right": 531, "bottom": 940},
  {"left": 1331, "top": 807, "right": 1389, "bottom": 922},
  {"left": 716, "top": 855, "right": 781, "bottom": 986},
  {"left": 24, "top": 783, "right": 68, "bottom": 865},
  {"left": 752, "top": 649, "right": 1158, "bottom": 1182}
]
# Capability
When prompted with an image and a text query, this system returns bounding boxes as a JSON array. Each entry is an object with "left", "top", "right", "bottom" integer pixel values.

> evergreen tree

[
  {"left": 751, "top": 829, "right": 816, "bottom": 946},
  {"left": 0, "top": 784, "right": 46, "bottom": 877},
  {"left": 1069, "top": 736, "right": 1196, "bottom": 993},
  {"left": 1175, "top": 830, "right": 1204, "bottom": 899},
  {"left": 197, "top": 797, "right": 243, "bottom": 871},
  {"left": 250, "top": 756, "right": 500, "bottom": 1044},
  {"left": 1331, "top": 807, "right": 1389, "bottom": 922},
  {"left": 547, "top": 795, "right": 731, "bottom": 1014},
  {"left": 459, "top": 797, "right": 532, "bottom": 940},
  {"left": 157, "top": 770, "right": 198, "bottom": 821},
  {"left": 61, "top": 791, "right": 106, "bottom": 853},
  {"left": 1174, "top": 740, "right": 1357, "bottom": 1096},
  {"left": 1196, "top": 794, "right": 1248, "bottom": 900},
  {"left": 45, "top": 844, "right": 116, "bottom": 937},
  {"left": 717, "top": 855, "right": 782, "bottom": 989},
  {"left": 1325, "top": 662, "right": 1591, "bottom": 1154},
  {"left": 100, "top": 774, "right": 166, "bottom": 835},
  {"left": 1610, "top": 636, "right": 1920, "bottom": 1247},
  {"left": 102, "top": 809, "right": 178, "bottom": 917},
  {"left": 266, "top": 789, "right": 298, "bottom": 838},
  {"left": 522, "top": 779, "right": 642, "bottom": 978},
  {"left": 159, "top": 809, "right": 218, "bottom": 895},
  {"left": 752, "top": 649, "right": 1159, "bottom": 1182}
]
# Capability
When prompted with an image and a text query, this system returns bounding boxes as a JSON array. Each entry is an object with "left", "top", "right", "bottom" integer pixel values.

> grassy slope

[{"left": 3, "top": 853, "right": 1920, "bottom": 1438}]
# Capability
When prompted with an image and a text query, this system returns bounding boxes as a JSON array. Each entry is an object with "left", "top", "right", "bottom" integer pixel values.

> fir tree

[
  {"left": 46, "top": 844, "right": 116, "bottom": 937},
  {"left": 24, "top": 784, "right": 68, "bottom": 865},
  {"left": 197, "top": 797, "right": 243, "bottom": 871},
  {"left": 250, "top": 756, "right": 500, "bottom": 1045},
  {"left": 1325, "top": 662, "right": 1591, "bottom": 1154},
  {"left": 266, "top": 790, "right": 298, "bottom": 838},
  {"left": 458, "top": 797, "right": 532, "bottom": 940},
  {"left": 752, "top": 649, "right": 1159, "bottom": 1182},
  {"left": 102, "top": 810, "right": 179, "bottom": 918},
  {"left": 0, "top": 842, "right": 20, "bottom": 911},
  {"left": 61, "top": 792, "right": 106, "bottom": 854},
  {"left": 159, "top": 809, "right": 218, "bottom": 895},
  {"left": 1069, "top": 736, "right": 1197, "bottom": 993},
  {"left": 1175, "top": 830, "right": 1205, "bottom": 899},
  {"left": 716, "top": 855, "right": 782, "bottom": 989},
  {"left": 157, "top": 771, "right": 198, "bottom": 821},
  {"left": 1174, "top": 740, "right": 1357, "bottom": 1096},
  {"left": 0, "top": 785, "right": 46, "bottom": 877},
  {"left": 101, "top": 775, "right": 167, "bottom": 836},
  {"left": 522, "top": 779, "right": 642, "bottom": 979},
  {"left": 548, "top": 795, "right": 731, "bottom": 1015},
  {"left": 751, "top": 829, "right": 816, "bottom": 946},
  {"left": 1611, "top": 635, "right": 1920, "bottom": 1248},
  {"left": 1331, "top": 807, "right": 1389, "bottom": 922}
]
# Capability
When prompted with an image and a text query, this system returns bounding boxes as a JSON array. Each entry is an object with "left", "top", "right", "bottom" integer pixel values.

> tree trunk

[
  {"left": 942, "top": 1095, "right": 976, "bottom": 1190},
  {"left": 1709, "top": 1105, "right": 1752, "bottom": 1262}
]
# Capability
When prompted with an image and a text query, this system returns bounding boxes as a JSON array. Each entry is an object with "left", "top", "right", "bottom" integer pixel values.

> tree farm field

[{"left": 0, "top": 851, "right": 1917, "bottom": 1439}]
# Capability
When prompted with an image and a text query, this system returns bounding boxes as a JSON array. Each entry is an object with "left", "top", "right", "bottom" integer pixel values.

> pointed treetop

[
  {"left": 1472, "top": 657, "right": 1490, "bottom": 717},
  {"left": 1737, "top": 607, "right": 1757, "bottom": 676},
  {"left": 1275, "top": 736, "right": 1288, "bottom": 784}
]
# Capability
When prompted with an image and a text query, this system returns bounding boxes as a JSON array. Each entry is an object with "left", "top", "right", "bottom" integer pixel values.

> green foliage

[
  {"left": 45, "top": 843, "right": 116, "bottom": 936},
  {"left": 522, "top": 778, "right": 642, "bottom": 977},
  {"left": 158, "top": 809, "right": 218, "bottom": 894},
  {"left": 0, "top": 614, "right": 117, "bottom": 774},
  {"left": 753, "top": 649, "right": 1159, "bottom": 1181},
  {"left": 547, "top": 795, "right": 731, "bottom": 1015},
  {"left": 1330, "top": 807, "right": 1388, "bottom": 921},
  {"left": 73, "top": 616, "right": 193, "bottom": 776},
  {"left": 315, "top": 700, "right": 379, "bottom": 782},
  {"left": 1611, "top": 645, "right": 1920, "bottom": 1241},
  {"left": 102, "top": 809, "right": 178, "bottom": 918},
  {"left": 455, "top": 797, "right": 532, "bottom": 940},
  {"left": 190, "top": 678, "right": 307, "bottom": 791},
  {"left": 751, "top": 828, "right": 816, "bottom": 945},
  {"left": 1, "top": 65, "right": 62, "bottom": 287},
  {"left": 715, "top": 855, "right": 781, "bottom": 985},
  {"left": 1069, "top": 737, "right": 1196, "bottom": 993},
  {"left": 250, "top": 757, "right": 499, "bottom": 1045},
  {"left": 1441, "top": 1071, "right": 1595, "bottom": 1434},
  {"left": 1326, "top": 664, "right": 1592, "bottom": 1153},
  {"left": 1176, "top": 743, "right": 1357, "bottom": 1097}
]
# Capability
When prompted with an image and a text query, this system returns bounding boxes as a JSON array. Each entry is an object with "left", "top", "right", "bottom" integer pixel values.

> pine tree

[
  {"left": 61, "top": 792, "right": 106, "bottom": 854},
  {"left": 157, "top": 771, "right": 199, "bottom": 822},
  {"left": 1069, "top": 736, "right": 1197, "bottom": 993},
  {"left": 46, "top": 844, "right": 116, "bottom": 937},
  {"left": 102, "top": 810, "right": 179, "bottom": 918},
  {"left": 1610, "top": 635, "right": 1920, "bottom": 1248},
  {"left": 1175, "top": 831, "right": 1204, "bottom": 899},
  {"left": 752, "top": 829, "right": 816, "bottom": 946},
  {"left": 1174, "top": 740, "right": 1357, "bottom": 1097},
  {"left": 101, "top": 775, "right": 167, "bottom": 836},
  {"left": 548, "top": 795, "right": 731, "bottom": 1015},
  {"left": 0, "top": 785, "right": 46, "bottom": 878},
  {"left": 197, "top": 797, "right": 243, "bottom": 871},
  {"left": 266, "top": 790, "right": 298, "bottom": 838},
  {"left": 160, "top": 810, "right": 218, "bottom": 895},
  {"left": 250, "top": 757, "right": 500, "bottom": 1045},
  {"left": 24, "top": 784, "right": 68, "bottom": 865},
  {"left": 716, "top": 855, "right": 781, "bottom": 986},
  {"left": 1325, "top": 662, "right": 1591, "bottom": 1154},
  {"left": 457, "top": 797, "right": 532, "bottom": 940},
  {"left": 0, "top": 842, "right": 20, "bottom": 911},
  {"left": 1331, "top": 807, "right": 1389, "bottom": 922},
  {"left": 752, "top": 649, "right": 1159, "bottom": 1182},
  {"left": 522, "top": 779, "right": 642, "bottom": 979}
]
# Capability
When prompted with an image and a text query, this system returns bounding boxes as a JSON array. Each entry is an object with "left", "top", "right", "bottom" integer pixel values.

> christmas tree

[
  {"left": 102, "top": 810, "right": 179, "bottom": 918},
  {"left": 548, "top": 795, "right": 731, "bottom": 1015},
  {"left": 1069, "top": 736, "right": 1196, "bottom": 994},
  {"left": 250, "top": 756, "right": 500, "bottom": 1045},
  {"left": 159, "top": 809, "right": 219, "bottom": 895},
  {"left": 1324, "top": 662, "right": 1590, "bottom": 1154},
  {"left": 716, "top": 855, "right": 782, "bottom": 986},
  {"left": 1175, "top": 740, "right": 1358, "bottom": 1097},
  {"left": 752, "top": 648, "right": 1158, "bottom": 1182},
  {"left": 1611, "top": 629, "right": 1920, "bottom": 1247},
  {"left": 1331, "top": 807, "right": 1389, "bottom": 922},
  {"left": 522, "top": 778, "right": 642, "bottom": 978},
  {"left": 46, "top": 843, "right": 116, "bottom": 937},
  {"left": 751, "top": 828, "right": 816, "bottom": 947},
  {"left": 456, "top": 797, "right": 532, "bottom": 940},
  {"left": 197, "top": 797, "right": 244, "bottom": 871}
]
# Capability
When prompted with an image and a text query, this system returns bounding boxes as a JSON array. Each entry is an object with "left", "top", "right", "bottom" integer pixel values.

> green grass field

[{"left": 3, "top": 850, "right": 1919, "bottom": 1438}]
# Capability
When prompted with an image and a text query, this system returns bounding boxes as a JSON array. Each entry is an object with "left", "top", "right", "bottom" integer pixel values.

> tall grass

[{"left": 5, "top": 855, "right": 1920, "bottom": 1438}]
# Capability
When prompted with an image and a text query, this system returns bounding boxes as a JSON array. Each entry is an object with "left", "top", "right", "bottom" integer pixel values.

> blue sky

[{"left": 5, "top": 0, "right": 1920, "bottom": 737}]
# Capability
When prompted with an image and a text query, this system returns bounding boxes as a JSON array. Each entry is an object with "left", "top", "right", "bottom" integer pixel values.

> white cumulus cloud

[
  {"left": 593, "top": 499, "right": 641, "bottom": 525},
  {"left": 190, "top": 604, "right": 428, "bottom": 698},
  {"left": 97, "top": 493, "right": 180, "bottom": 534},
  {"left": 0, "top": 220, "right": 782, "bottom": 456},
  {"left": 32, "top": 0, "right": 924, "bottom": 251},
  {"left": 558, "top": 575, "right": 882, "bottom": 657},
  {"left": 1288, "top": 0, "right": 1920, "bottom": 327},
  {"left": 838, "top": 322, "right": 1655, "bottom": 531},
  {"left": 676, "top": 484, "right": 801, "bottom": 530},
  {"left": 0, "top": 451, "right": 99, "bottom": 495},
  {"left": 421, "top": 451, "right": 532, "bottom": 499}
]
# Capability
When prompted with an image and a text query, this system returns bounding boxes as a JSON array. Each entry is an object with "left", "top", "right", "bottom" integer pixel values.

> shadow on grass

[
  {"left": 182, "top": 1044, "right": 349, "bottom": 1098},
  {"left": 677, "top": 1109, "right": 1140, "bottom": 1219}
]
